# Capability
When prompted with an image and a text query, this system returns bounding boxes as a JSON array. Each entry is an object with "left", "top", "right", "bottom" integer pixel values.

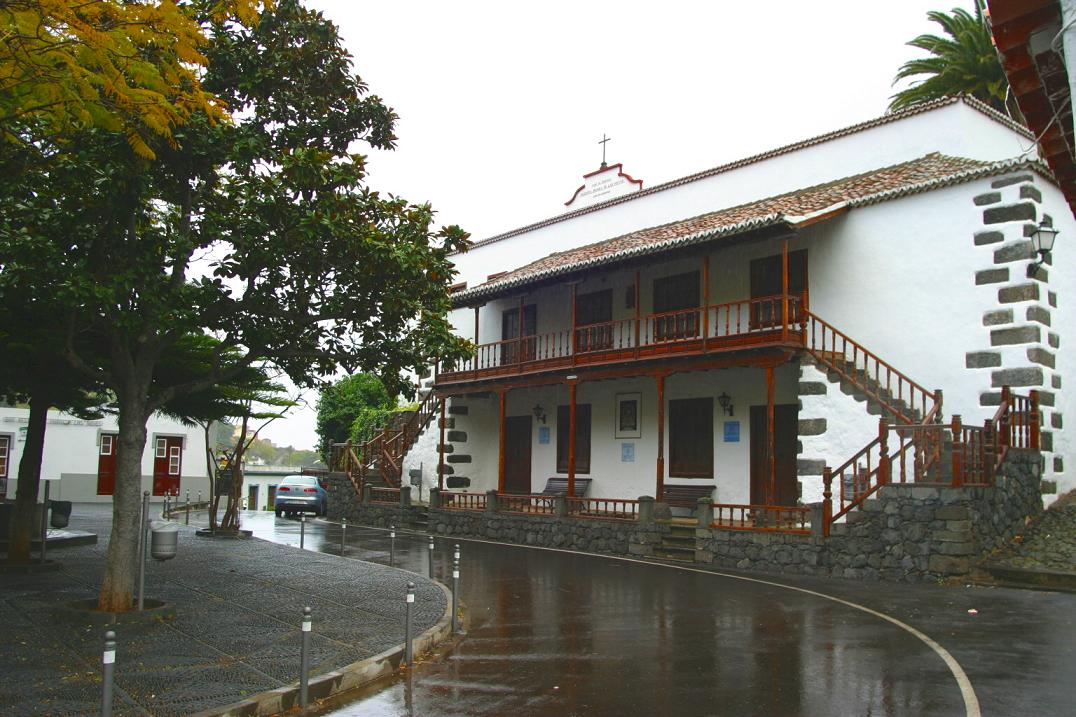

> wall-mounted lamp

[
  {"left": 1029, "top": 220, "right": 1058, "bottom": 267},
  {"left": 532, "top": 404, "right": 547, "bottom": 424},
  {"left": 717, "top": 392, "right": 734, "bottom": 417}
]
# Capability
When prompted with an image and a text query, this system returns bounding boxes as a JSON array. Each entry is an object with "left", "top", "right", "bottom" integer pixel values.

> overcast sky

[{"left": 258, "top": 0, "right": 961, "bottom": 451}]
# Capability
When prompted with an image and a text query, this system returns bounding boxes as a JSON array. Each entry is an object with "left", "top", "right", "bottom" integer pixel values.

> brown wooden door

[
  {"left": 575, "top": 289, "right": 613, "bottom": 352},
  {"left": 504, "top": 416, "right": 532, "bottom": 493},
  {"left": 152, "top": 436, "right": 184, "bottom": 496},
  {"left": 501, "top": 305, "right": 537, "bottom": 364},
  {"left": 749, "top": 404, "right": 798, "bottom": 505},
  {"left": 749, "top": 250, "right": 807, "bottom": 328},
  {"left": 653, "top": 271, "right": 700, "bottom": 340},
  {"left": 97, "top": 433, "right": 118, "bottom": 495}
]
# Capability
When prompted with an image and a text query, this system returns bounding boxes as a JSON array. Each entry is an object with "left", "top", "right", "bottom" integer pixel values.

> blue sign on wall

[
  {"left": 723, "top": 421, "right": 740, "bottom": 443},
  {"left": 621, "top": 443, "right": 635, "bottom": 462},
  {"left": 538, "top": 426, "right": 551, "bottom": 444}
]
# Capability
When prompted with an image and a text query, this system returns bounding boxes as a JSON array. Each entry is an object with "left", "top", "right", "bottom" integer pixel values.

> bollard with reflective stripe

[
  {"left": 299, "top": 516, "right": 305, "bottom": 550},
  {"left": 404, "top": 582, "right": 415, "bottom": 666},
  {"left": 454, "top": 543, "right": 460, "bottom": 563},
  {"left": 391, "top": 523, "right": 400, "bottom": 568},
  {"left": 299, "top": 606, "right": 311, "bottom": 708},
  {"left": 101, "top": 630, "right": 116, "bottom": 717},
  {"left": 452, "top": 556, "right": 460, "bottom": 635},
  {"left": 427, "top": 535, "right": 435, "bottom": 579},
  {"left": 340, "top": 518, "right": 347, "bottom": 556}
]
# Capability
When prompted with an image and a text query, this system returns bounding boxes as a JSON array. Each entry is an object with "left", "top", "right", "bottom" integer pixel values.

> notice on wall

[
  {"left": 723, "top": 421, "right": 740, "bottom": 443},
  {"left": 621, "top": 443, "right": 635, "bottom": 462},
  {"left": 538, "top": 426, "right": 551, "bottom": 445}
]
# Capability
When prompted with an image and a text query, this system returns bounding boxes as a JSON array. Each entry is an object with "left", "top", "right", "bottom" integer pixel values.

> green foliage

[
  {"left": 889, "top": 5, "right": 1020, "bottom": 120},
  {"left": 316, "top": 373, "right": 394, "bottom": 458}
]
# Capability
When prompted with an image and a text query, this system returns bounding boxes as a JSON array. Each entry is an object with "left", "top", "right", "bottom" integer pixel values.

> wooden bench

[
  {"left": 662, "top": 484, "right": 715, "bottom": 508},
  {"left": 541, "top": 477, "right": 593, "bottom": 496}
]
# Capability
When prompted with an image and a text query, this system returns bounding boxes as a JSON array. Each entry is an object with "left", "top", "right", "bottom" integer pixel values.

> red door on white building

[
  {"left": 97, "top": 433, "right": 118, "bottom": 495},
  {"left": 152, "top": 436, "right": 183, "bottom": 496}
]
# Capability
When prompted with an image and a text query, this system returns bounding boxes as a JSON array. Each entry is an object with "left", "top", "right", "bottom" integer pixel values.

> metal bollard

[
  {"left": 389, "top": 524, "right": 396, "bottom": 567},
  {"left": 299, "top": 606, "right": 311, "bottom": 708},
  {"left": 340, "top": 517, "right": 347, "bottom": 556},
  {"left": 404, "top": 582, "right": 415, "bottom": 666},
  {"left": 299, "top": 516, "right": 305, "bottom": 550},
  {"left": 137, "top": 490, "right": 150, "bottom": 610},
  {"left": 163, "top": 492, "right": 169, "bottom": 519},
  {"left": 428, "top": 535, "right": 435, "bottom": 579},
  {"left": 454, "top": 543, "right": 460, "bottom": 563},
  {"left": 101, "top": 630, "right": 116, "bottom": 717},
  {"left": 452, "top": 556, "right": 460, "bottom": 635},
  {"left": 197, "top": 490, "right": 202, "bottom": 505},
  {"left": 185, "top": 495, "right": 190, "bottom": 525}
]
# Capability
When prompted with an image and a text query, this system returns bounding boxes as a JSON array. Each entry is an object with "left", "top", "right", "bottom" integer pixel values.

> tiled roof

[
  {"left": 453, "top": 153, "right": 1051, "bottom": 305},
  {"left": 459, "top": 96, "right": 1034, "bottom": 254}
]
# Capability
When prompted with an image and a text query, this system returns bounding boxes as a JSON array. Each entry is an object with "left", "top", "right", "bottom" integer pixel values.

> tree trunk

[
  {"left": 203, "top": 422, "right": 217, "bottom": 530},
  {"left": 8, "top": 395, "right": 50, "bottom": 563},
  {"left": 97, "top": 393, "right": 149, "bottom": 612}
]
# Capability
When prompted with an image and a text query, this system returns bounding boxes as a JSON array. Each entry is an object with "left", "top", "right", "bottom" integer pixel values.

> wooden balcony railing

[
  {"left": 566, "top": 497, "right": 640, "bottom": 521},
  {"left": 439, "top": 294, "right": 804, "bottom": 384},
  {"left": 440, "top": 491, "right": 488, "bottom": 511},
  {"left": 369, "top": 486, "right": 401, "bottom": 504},
  {"left": 710, "top": 503, "right": 811, "bottom": 534},
  {"left": 496, "top": 493, "right": 557, "bottom": 515}
]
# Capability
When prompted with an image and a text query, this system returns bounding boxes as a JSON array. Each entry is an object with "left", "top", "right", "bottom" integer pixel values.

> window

[
  {"left": 669, "top": 397, "right": 713, "bottom": 478},
  {"left": 0, "top": 435, "right": 9, "bottom": 491},
  {"left": 155, "top": 437, "right": 167, "bottom": 458},
  {"left": 653, "top": 271, "right": 700, "bottom": 340},
  {"left": 168, "top": 446, "right": 181, "bottom": 475},
  {"left": 100, "top": 435, "right": 113, "bottom": 456},
  {"left": 575, "top": 289, "right": 613, "bottom": 352},
  {"left": 556, "top": 404, "right": 592, "bottom": 474}
]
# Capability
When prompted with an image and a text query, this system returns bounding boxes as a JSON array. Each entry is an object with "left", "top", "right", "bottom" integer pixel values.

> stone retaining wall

[{"left": 324, "top": 450, "right": 1041, "bottom": 583}]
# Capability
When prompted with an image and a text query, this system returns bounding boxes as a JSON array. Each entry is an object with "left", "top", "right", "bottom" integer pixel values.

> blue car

[{"left": 274, "top": 475, "right": 328, "bottom": 517}]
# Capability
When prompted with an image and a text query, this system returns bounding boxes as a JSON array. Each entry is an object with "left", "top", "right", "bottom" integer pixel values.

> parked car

[{"left": 274, "top": 475, "right": 328, "bottom": 517}]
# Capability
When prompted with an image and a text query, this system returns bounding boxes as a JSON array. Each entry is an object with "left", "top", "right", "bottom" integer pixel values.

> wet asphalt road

[{"left": 243, "top": 512, "right": 1075, "bottom": 717}]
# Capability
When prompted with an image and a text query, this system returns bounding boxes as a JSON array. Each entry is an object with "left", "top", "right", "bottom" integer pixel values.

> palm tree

[{"left": 889, "top": 5, "right": 1022, "bottom": 121}]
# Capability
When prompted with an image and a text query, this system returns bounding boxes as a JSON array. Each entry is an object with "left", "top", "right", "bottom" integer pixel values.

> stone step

[{"left": 653, "top": 548, "right": 695, "bottom": 562}]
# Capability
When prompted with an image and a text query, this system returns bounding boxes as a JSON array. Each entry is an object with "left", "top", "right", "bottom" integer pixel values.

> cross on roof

[{"left": 599, "top": 134, "right": 611, "bottom": 168}]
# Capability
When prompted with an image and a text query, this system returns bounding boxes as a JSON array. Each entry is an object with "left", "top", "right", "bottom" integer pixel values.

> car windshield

[{"left": 281, "top": 476, "right": 318, "bottom": 487}]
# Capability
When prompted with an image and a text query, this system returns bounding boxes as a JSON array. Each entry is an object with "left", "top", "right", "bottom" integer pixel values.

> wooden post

[
  {"left": 877, "top": 417, "right": 890, "bottom": 486},
  {"left": 702, "top": 254, "right": 710, "bottom": 351},
  {"left": 473, "top": 306, "right": 480, "bottom": 378},
  {"left": 781, "top": 239, "right": 790, "bottom": 342},
  {"left": 497, "top": 390, "right": 507, "bottom": 493},
  {"left": 822, "top": 467, "right": 833, "bottom": 537},
  {"left": 438, "top": 398, "right": 446, "bottom": 491},
  {"left": 568, "top": 381, "right": 577, "bottom": 498},
  {"left": 570, "top": 282, "right": 578, "bottom": 366},
  {"left": 655, "top": 374, "right": 666, "bottom": 501},
  {"left": 950, "top": 414, "right": 964, "bottom": 487},
  {"left": 999, "top": 385, "right": 1012, "bottom": 449},
  {"left": 517, "top": 295, "right": 525, "bottom": 372},
  {"left": 766, "top": 365, "right": 776, "bottom": 505},
  {"left": 1029, "top": 389, "right": 1040, "bottom": 450},
  {"left": 634, "top": 269, "right": 641, "bottom": 359}
]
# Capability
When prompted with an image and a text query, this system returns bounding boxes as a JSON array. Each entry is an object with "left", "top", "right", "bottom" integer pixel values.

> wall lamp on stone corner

[
  {"left": 1029, "top": 220, "right": 1058, "bottom": 267},
  {"left": 717, "top": 392, "right": 734, "bottom": 417}
]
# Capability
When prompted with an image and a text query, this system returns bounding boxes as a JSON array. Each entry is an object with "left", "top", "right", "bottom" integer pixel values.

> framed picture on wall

[{"left": 615, "top": 393, "right": 642, "bottom": 439}]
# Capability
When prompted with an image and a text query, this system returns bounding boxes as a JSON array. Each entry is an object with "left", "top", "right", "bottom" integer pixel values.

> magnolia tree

[{"left": 0, "top": 0, "right": 470, "bottom": 610}]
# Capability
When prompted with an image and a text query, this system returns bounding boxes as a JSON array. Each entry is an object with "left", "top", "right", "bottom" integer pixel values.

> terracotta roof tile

[{"left": 454, "top": 153, "right": 1050, "bottom": 305}]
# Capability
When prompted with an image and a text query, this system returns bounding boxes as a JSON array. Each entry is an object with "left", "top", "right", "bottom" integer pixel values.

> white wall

[{"left": 0, "top": 407, "right": 209, "bottom": 503}]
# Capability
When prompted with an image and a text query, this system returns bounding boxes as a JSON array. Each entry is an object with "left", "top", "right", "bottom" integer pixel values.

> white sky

[{"left": 258, "top": 0, "right": 958, "bottom": 451}]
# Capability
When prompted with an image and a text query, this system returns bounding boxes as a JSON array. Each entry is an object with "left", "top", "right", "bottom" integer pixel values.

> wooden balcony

[{"left": 437, "top": 294, "right": 805, "bottom": 386}]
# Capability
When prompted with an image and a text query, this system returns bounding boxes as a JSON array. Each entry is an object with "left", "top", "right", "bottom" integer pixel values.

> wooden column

[
  {"left": 781, "top": 239, "right": 790, "bottom": 342},
  {"left": 633, "top": 269, "right": 641, "bottom": 358},
  {"left": 570, "top": 282, "right": 578, "bottom": 365},
  {"left": 656, "top": 374, "right": 666, "bottom": 501},
  {"left": 766, "top": 365, "right": 776, "bottom": 505},
  {"left": 568, "top": 381, "right": 577, "bottom": 498},
  {"left": 497, "top": 389, "right": 507, "bottom": 493},
  {"left": 438, "top": 397, "right": 446, "bottom": 491},
  {"left": 702, "top": 254, "right": 710, "bottom": 350},
  {"left": 473, "top": 306, "right": 480, "bottom": 378},
  {"left": 517, "top": 295, "right": 525, "bottom": 372}
]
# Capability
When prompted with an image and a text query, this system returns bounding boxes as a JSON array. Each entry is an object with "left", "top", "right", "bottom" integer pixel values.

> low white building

[
  {"left": 0, "top": 407, "right": 211, "bottom": 503},
  {"left": 386, "top": 97, "right": 1070, "bottom": 515}
]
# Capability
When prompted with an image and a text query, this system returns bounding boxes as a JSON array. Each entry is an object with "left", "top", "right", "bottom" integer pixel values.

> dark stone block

[
  {"left": 965, "top": 351, "right": 1000, "bottom": 368},
  {"left": 1027, "top": 264, "right": 1049, "bottom": 282},
  {"left": 990, "top": 325, "right": 1040, "bottom": 345},
  {"left": 797, "top": 381, "right": 827, "bottom": 395},
  {"left": 993, "top": 242, "right": 1035, "bottom": 263},
  {"left": 438, "top": 443, "right": 455, "bottom": 453},
  {"left": 973, "top": 230, "right": 1004, "bottom": 245},
  {"left": 1054, "top": 456, "right": 1064, "bottom": 473},
  {"left": 438, "top": 464, "right": 454, "bottom": 475},
  {"left": 980, "top": 392, "right": 1002, "bottom": 406},
  {"left": 973, "top": 191, "right": 1001, "bottom": 205},
  {"left": 797, "top": 459, "right": 825, "bottom": 475},
  {"left": 1026, "top": 306, "right": 1051, "bottom": 326},
  {"left": 1040, "top": 432, "right": 1053, "bottom": 451},
  {"left": 991, "top": 174, "right": 1032, "bottom": 188},
  {"left": 1019, "top": 184, "right": 1042, "bottom": 202},
  {"left": 1048, "top": 291, "right": 1057, "bottom": 307},
  {"left": 991, "top": 366, "right": 1043, "bottom": 388},
  {"left": 798, "top": 418, "right": 827, "bottom": 436},
  {"left": 1026, "top": 347, "right": 1055, "bottom": 368},
  {"left": 983, "top": 202, "right": 1036, "bottom": 224},
  {"left": 982, "top": 309, "right": 1013, "bottom": 326},
  {"left": 975, "top": 268, "right": 1008, "bottom": 284},
  {"left": 997, "top": 283, "right": 1039, "bottom": 304},
  {"left": 1048, "top": 332, "right": 1060, "bottom": 348},
  {"left": 438, "top": 417, "right": 455, "bottom": 429},
  {"left": 1023, "top": 223, "right": 1039, "bottom": 237},
  {"left": 446, "top": 476, "right": 471, "bottom": 489},
  {"left": 1037, "top": 390, "right": 1055, "bottom": 406},
  {"left": 448, "top": 405, "right": 469, "bottom": 415},
  {"left": 1041, "top": 479, "right": 1058, "bottom": 494},
  {"left": 446, "top": 430, "right": 467, "bottom": 442},
  {"left": 1051, "top": 374, "right": 1061, "bottom": 389},
  {"left": 446, "top": 454, "right": 471, "bottom": 464}
]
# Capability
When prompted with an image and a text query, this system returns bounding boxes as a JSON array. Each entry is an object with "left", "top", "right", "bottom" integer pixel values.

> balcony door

[
  {"left": 575, "top": 289, "right": 613, "bottom": 352},
  {"left": 749, "top": 250, "right": 807, "bottom": 328},
  {"left": 653, "top": 271, "right": 700, "bottom": 341},
  {"left": 501, "top": 304, "right": 537, "bottom": 365}
]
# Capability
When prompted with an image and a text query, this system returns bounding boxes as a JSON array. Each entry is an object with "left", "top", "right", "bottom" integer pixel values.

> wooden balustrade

[
  {"left": 710, "top": 503, "right": 811, "bottom": 533},
  {"left": 440, "top": 491, "right": 488, "bottom": 511},
  {"left": 369, "top": 486, "right": 401, "bottom": 504},
  {"left": 496, "top": 493, "right": 556, "bottom": 515},
  {"left": 566, "top": 497, "right": 640, "bottom": 521}
]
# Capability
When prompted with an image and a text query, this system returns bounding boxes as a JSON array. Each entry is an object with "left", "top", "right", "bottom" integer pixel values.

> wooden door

[
  {"left": 575, "top": 289, "right": 613, "bottom": 352},
  {"left": 248, "top": 484, "right": 259, "bottom": 511},
  {"left": 504, "top": 415, "right": 532, "bottom": 493},
  {"left": 97, "top": 433, "right": 118, "bottom": 495},
  {"left": 152, "top": 436, "right": 183, "bottom": 496},
  {"left": 749, "top": 404, "right": 798, "bottom": 505},
  {"left": 749, "top": 250, "right": 807, "bottom": 327},
  {"left": 653, "top": 271, "right": 700, "bottom": 340},
  {"left": 501, "top": 305, "right": 537, "bottom": 364}
]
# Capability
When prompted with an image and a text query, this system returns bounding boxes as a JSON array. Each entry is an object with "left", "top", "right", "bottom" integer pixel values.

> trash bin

[
  {"left": 50, "top": 500, "right": 72, "bottom": 529},
  {"left": 149, "top": 520, "right": 179, "bottom": 561}
]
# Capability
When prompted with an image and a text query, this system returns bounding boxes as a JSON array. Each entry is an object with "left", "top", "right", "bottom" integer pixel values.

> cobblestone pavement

[
  {"left": 986, "top": 491, "right": 1076, "bottom": 573},
  {"left": 0, "top": 505, "right": 445, "bottom": 717}
]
